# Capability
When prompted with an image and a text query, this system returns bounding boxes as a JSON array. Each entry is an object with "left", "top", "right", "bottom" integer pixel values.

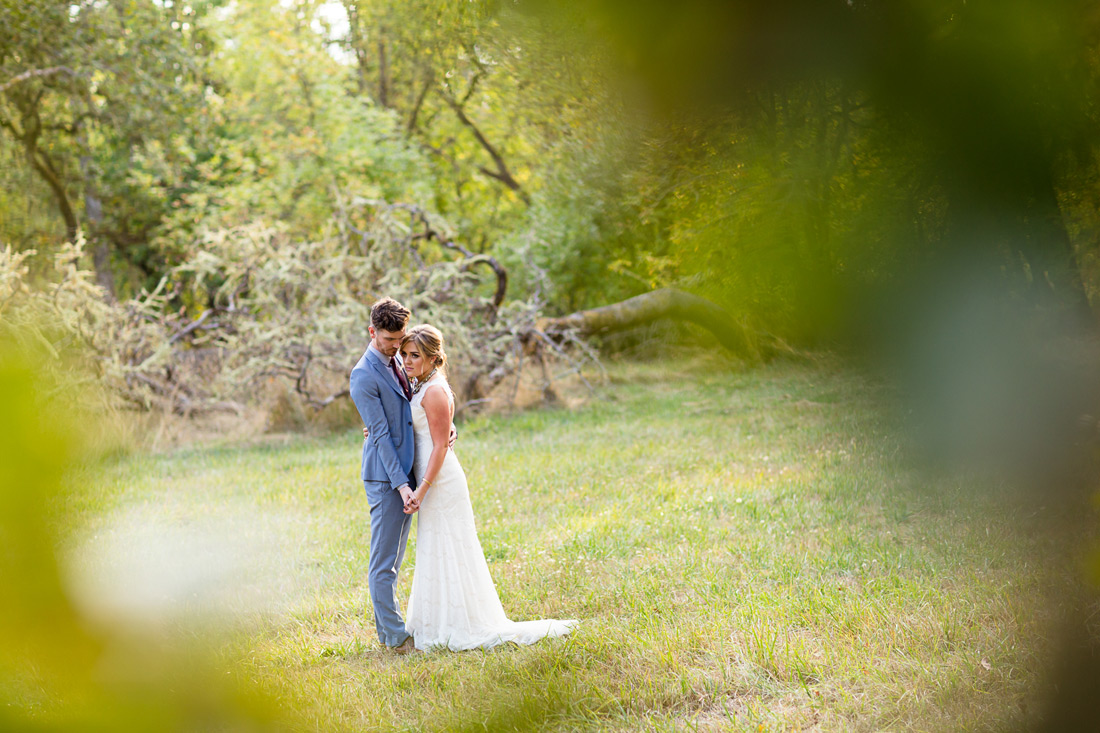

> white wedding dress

[{"left": 405, "top": 375, "right": 577, "bottom": 651}]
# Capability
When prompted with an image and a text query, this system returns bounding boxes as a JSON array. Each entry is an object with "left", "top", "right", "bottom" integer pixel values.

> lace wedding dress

[{"left": 405, "top": 374, "right": 577, "bottom": 651}]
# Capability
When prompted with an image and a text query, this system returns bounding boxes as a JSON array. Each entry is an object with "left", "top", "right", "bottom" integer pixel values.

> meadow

[{"left": 63, "top": 355, "right": 1087, "bottom": 731}]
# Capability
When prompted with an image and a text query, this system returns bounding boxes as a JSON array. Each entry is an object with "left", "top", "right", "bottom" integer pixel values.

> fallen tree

[
  {"left": 460, "top": 288, "right": 748, "bottom": 409},
  {"left": 1, "top": 201, "right": 751, "bottom": 420},
  {"left": 536, "top": 287, "right": 748, "bottom": 354}
]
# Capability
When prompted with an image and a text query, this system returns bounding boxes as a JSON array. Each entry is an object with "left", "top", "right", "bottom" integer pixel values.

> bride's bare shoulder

[{"left": 420, "top": 381, "right": 452, "bottom": 410}]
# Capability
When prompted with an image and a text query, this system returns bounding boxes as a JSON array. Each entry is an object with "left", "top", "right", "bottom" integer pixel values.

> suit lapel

[{"left": 368, "top": 350, "right": 408, "bottom": 401}]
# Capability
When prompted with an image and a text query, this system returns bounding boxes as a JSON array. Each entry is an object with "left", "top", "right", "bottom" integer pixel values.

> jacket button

[{"left": 408, "top": 421, "right": 412, "bottom": 425}]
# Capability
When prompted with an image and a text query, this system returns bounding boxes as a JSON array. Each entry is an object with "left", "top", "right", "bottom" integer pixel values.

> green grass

[{"left": 64, "top": 355, "right": 1085, "bottom": 731}]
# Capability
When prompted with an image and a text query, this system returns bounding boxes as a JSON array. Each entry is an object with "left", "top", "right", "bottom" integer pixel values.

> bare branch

[
  {"left": 168, "top": 309, "right": 215, "bottom": 344},
  {"left": 368, "top": 200, "right": 508, "bottom": 309}
]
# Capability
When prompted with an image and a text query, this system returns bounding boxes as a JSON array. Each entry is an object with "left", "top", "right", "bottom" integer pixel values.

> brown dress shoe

[{"left": 391, "top": 636, "right": 420, "bottom": 655}]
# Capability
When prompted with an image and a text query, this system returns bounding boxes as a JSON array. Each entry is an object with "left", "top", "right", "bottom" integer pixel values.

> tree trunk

[
  {"left": 342, "top": 1, "right": 370, "bottom": 96},
  {"left": 73, "top": 95, "right": 116, "bottom": 300},
  {"left": 406, "top": 70, "right": 432, "bottom": 136},
  {"left": 25, "top": 144, "right": 78, "bottom": 243},
  {"left": 377, "top": 30, "right": 389, "bottom": 108},
  {"left": 461, "top": 288, "right": 751, "bottom": 411},
  {"left": 1029, "top": 168, "right": 1093, "bottom": 326},
  {"left": 537, "top": 288, "right": 748, "bottom": 354}
]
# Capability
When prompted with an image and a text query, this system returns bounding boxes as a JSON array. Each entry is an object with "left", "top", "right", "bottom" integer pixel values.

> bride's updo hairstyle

[{"left": 402, "top": 324, "right": 447, "bottom": 373}]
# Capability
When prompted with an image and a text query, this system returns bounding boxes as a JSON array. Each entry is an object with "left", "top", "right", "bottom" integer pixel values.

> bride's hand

[
  {"left": 363, "top": 426, "right": 370, "bottom": 439},
  {"left": 400, "top": 484, "right": 418, "bottom": 514}
]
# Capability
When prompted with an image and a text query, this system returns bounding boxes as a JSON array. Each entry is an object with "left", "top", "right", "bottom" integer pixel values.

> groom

[{"left": 349, "top": 297, "right": 419, "bottom": 653}]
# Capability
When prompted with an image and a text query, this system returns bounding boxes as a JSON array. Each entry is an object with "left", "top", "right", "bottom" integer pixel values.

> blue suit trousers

[{"left": 364, "top": 480, "right": 414, "bottom": 646}]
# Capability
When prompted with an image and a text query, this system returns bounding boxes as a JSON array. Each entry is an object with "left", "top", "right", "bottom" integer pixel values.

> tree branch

[
  {"left": 0, "top": 66, "right": 78, "bottom": 95},
  {"left": 388, "top": 201, "right": 509, "bottom": 309},
  {"left": 537, "top": 288, "right": 750, "bottom": 354},
  {"left": 406, "top": 69, "right": 433, "bottom": 136},
  {"left": 26, "top": 144, "right": 79, "bottom": 243},
  {"left": 441, "top": 93, "right": 530, "bottom": 204}
]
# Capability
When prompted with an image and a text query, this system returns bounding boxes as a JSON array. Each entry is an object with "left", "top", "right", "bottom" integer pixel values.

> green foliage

[
  {"left": 513, "top": 0, "right": 1100, "bottom": 346},
  {"left": 0, "top": 0, "right": 214, "bottom": 292},
  {"left": 8, "top": 0, "right": 1100, "bottom": 382},
  {"left": 500, "top": 125, "right": 652, "bottom": 314},
  {"left": 338, "top": 0, "right": 531, "bottom": 239},
  {"left": 0, "top": 329, "right": 306, "bottom": 731},
  {"left": 160, "top": 0, "right": 435, "bottom": 254},
  {"left": 0, "top": 135, "right": 61, "bottom": 250}
]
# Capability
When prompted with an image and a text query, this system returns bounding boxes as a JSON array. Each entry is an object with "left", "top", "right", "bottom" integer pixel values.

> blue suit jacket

[{"left": 350, "top": 347, "right": 415, "bottom": 489}]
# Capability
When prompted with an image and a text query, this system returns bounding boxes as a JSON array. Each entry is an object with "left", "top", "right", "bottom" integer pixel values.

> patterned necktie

[{"left": 390, "top": 357, "right": 412, "bottom": 400}]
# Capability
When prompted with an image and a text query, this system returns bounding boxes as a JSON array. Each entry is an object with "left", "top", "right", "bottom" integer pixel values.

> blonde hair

[{"left": 401, "top": 324, "right": 447, "bottom": 372}]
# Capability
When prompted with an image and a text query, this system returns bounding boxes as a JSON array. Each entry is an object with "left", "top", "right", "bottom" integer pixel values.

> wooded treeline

[{"left": 4, "top": 0, "right": 1100, "bottom": 415}]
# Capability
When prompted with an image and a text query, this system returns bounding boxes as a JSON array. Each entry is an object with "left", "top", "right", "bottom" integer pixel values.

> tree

[
  {"left": 156, "top": 0, "right": 436, "bottom": 262},
  {"left": 517, "top": 0, "right": 1100, "bottom": 323},
  {"left": 335, "top": 0, "right": 619, "bottom": 255},
  {"left": 0, "top": 0, "right": 212, "bottom": 297}
]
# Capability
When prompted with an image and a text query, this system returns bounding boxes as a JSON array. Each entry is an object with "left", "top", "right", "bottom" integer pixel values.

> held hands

[
  {"left": 399, "top": 484, "right": 419, "bottom": 514},
  {"left": 403, "top": 479, "right": 432, "bottom": 514}
]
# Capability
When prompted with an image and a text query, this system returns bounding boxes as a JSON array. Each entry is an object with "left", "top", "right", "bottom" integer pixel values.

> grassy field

[{"left": 62, "top": 355, "right": 1088, "bottom": 731}]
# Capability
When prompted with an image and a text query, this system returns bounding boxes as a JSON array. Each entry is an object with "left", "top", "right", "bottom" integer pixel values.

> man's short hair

[{"left": 370, "top": 297, "right": 411, "bottom": 332}]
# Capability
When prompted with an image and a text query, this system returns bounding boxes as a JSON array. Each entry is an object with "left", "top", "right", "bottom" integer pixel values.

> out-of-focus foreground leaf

[{"left": 0, "top": 333, "right": 293, "bottom": 731}]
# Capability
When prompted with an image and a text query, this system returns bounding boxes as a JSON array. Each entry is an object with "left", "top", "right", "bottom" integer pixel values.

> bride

[{"left": 395, "top": 324, "right": 577, "bottom": 651}]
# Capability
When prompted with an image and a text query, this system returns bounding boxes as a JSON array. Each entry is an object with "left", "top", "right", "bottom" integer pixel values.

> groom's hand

[
  {"left": 398, "top": 483, "right": 415, "bottom": 508},
  {"left": 448, "top": 424, "right": 457, "bottom": 448}
]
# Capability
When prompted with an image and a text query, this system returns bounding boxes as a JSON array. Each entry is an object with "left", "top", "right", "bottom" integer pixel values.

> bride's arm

[{"left": 412, "top": 387, "right": 452, "bottom": 504}]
